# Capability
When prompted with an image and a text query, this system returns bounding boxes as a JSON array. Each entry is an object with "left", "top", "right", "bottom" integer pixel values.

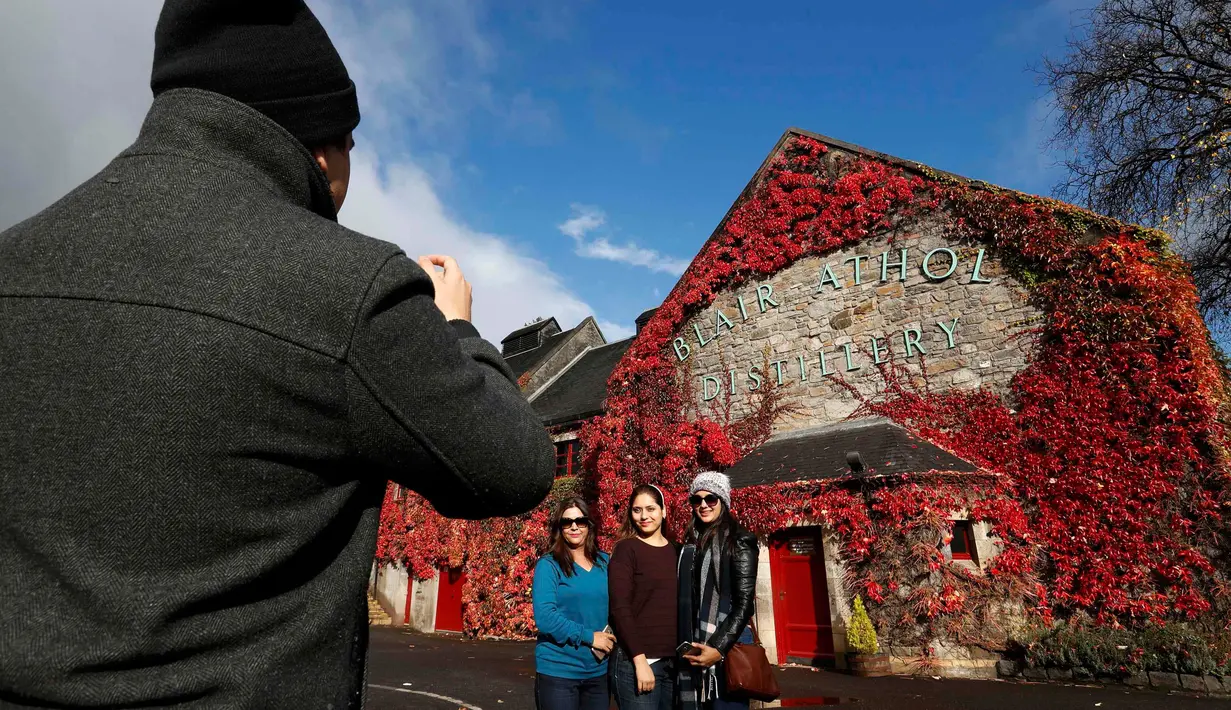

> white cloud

[
  {"left": 340, "top": 150, "right": 594, "bottom": 338},
  {"left": 577, "top": 237, "right": 690, "bottom": 276},
  {"left": 558, "top": 203, "right": 606, "bottom": 239},
  {"left": 0, "top": 0, "right": 625, "bottom": 342},
  {"left": 557, "top": 204, "right": 691, "bottom": 276},
  {"left": 597, "top": 320, "right": 636, "bottom": 342},
  {"left": 0, "top": 0, "right": 159, "bottom": 230}
]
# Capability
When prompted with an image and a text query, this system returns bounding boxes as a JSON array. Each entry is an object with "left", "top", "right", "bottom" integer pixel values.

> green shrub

[
  {"left": 847, "top": 596, "right": 880, "bottom": 656},
  {"left": 1015, "top": 621, "right": 1231, "bottom": 677}
]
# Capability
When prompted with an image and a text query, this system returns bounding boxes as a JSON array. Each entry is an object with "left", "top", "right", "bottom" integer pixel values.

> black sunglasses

[
  {"left": 558, "top": 516, "right": 592, "bottom": 530},
  {"left": 689, "top": 494, "right": 721, "bottom": 508}
]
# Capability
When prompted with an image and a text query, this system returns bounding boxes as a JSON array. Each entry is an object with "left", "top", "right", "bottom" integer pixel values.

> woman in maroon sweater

[{"left": 607, "top": 484, "right": 679, "bottom": 710}]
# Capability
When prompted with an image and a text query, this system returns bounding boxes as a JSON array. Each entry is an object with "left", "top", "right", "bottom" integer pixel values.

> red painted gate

[
  {"left": 435, "top": 566, "right": 466, "bottom": 633},
  {"left": 769, "top": 528, "right": 835, "bottom": 666}
]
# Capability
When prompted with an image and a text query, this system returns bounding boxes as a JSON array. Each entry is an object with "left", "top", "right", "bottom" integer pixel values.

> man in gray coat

[{"left": 0, "top": 1, "right": 555, "bottom": 707}]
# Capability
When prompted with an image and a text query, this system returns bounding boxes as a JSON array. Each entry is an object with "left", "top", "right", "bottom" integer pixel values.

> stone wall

[
  {"left": 677, "top": 225, "right": 1042, "bottom": 434},
  {"left": 408, "top": 576, "right": 439, "bottom": 632},
  {"left": 373, "top": 563, "right": 409, "bottom": 627}
]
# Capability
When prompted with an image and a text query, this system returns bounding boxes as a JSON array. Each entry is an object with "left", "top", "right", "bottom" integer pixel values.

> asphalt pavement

[{"left": 365, "top": 627, "right": 1229, "bottom": 710}]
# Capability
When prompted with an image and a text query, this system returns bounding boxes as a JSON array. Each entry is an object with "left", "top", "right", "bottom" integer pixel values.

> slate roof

[
  {"left": 501, "top": 317, "right": 559, "bottom": 344},
  {"left": 530, "top": 338, "right": 634, "bottom": 426},
  {"left": 504, "top": 327, "right": 575, "bottom": 379},
  {"left": 725, "top": 417, "right": 981, "bottom": 489}
]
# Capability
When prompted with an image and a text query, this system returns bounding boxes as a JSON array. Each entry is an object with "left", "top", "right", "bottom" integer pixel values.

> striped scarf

[{"left": 678, "top": 531, "right": 726, "bottom": 710}]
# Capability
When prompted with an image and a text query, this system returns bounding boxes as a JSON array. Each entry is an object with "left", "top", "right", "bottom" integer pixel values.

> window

[
  {"left": 392, "top": 483, "right": 403, "bottom": 501},
  {"left": 949, "top": 520, "right": 976, "bottom": 562},
  {"left": 554, "top": 440, "right": 582, "bottom": 478}
]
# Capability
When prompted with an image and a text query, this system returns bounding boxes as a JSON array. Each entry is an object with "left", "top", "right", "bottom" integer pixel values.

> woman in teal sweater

[{"left": 532, "top": 497, "right": 614, "bottom": 710}]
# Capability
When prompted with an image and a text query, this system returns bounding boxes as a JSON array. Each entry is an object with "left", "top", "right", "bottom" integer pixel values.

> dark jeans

[
  {"left": 535, "top": 672, "right": 609, "bottom": 710},
  {"left": 610, "top": 648, "right": 675, "bottom": 710}
]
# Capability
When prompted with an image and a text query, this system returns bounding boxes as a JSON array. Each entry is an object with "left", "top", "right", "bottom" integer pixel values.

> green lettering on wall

[
  {"left": 871, "top": 336, "right": 889, "bottom": 365},
  {"left": 737, "top": 295, "right": 750, "bottom": 321},
  {"left": 693, "top": 323, "right": 711, "bottom": 348},
  {"left": 903, "top": 327, "right": 927, "bottom": 358},
  {"left": 844, "top": 255, "right": 870, "bottom": 285},
  {"left": 880, "top": 248, "right": 909, "bottom": 282},
  {"left": 819, "top": 350, "right": 834, "bottom": 377},
  {"left": 842, "top": 343, "right": 861, "bottom": 372},
  {"left": 701, "top": 375, "right": 720, "bottom": 402},
  {"left": 747, "top": 364, "right": 762, "bottom": 391},
  {"left": 968, "top": 248, "right": 992, "bottom": 284},
  {"left": 937, "top": 317, "right": 960, "bottom": 349},
  {"left": 756, "top": 284, "right": 779, "bottom": 313},
  {"left": 673, "top": 337, "right": 691, "bottom": 362},
  {"left": 770, "top": 359, "right": 788, "bottom": 386},
  {"left": 715, "top": 309, "right": 735, "bottom": 338},
  {"left": 816, "top": 263, "right": 843, "bottom": 293},
  {"left": 797, "top": 355, "right": 809, "bottom": 381},
  {"left": 922, "top": 247, "right": 958, "bottom": 281}
]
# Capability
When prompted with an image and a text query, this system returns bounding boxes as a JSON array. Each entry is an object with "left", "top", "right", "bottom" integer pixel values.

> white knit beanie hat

[{"left": 689, "top": 470, "right": 732, "bottom": 510}]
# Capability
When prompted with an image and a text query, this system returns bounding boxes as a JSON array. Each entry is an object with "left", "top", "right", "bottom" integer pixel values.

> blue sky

[
  {"left": 16, "top": 0, "right": 1211, "bottom": 346},
  {"left": 328, "top": 0, "right": 1087, "bottom": 340}
]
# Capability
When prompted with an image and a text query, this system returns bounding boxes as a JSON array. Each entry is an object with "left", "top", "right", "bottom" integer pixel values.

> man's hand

[
  {"left": 590, "top": 631, "right": 616, "bottom": 653},
  {"left": 417, "top": 255, "right": 472, "bottom": 323}
]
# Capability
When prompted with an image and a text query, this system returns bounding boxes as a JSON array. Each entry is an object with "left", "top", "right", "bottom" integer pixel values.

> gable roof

[
  {"left": 504, "top": 327, "right": 576, "bottom": 379},
  {"left": 725, "top": 417, "right": 981, "bottom": 489},
  {"left": 530, "top": 338, "right": 634, "bottom": 427},
  {"left": 501, "top": 317, "right": 560, "bottom": 344},
  {"left": 655, "top": 127, "right": 1123, "bottom": 323}
]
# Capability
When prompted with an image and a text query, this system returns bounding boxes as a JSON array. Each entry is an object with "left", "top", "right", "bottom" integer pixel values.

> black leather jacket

[{"left": 706, "top": 527, "right": 760, "bottom": 656}]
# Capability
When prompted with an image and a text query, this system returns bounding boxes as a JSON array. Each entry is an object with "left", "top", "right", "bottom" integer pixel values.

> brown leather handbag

[{"left": 724, "top": 619, "right": 781, "bottom": 701}]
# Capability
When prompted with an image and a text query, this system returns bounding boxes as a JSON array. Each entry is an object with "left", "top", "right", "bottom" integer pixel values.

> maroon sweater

[{"left": 608, "top": 538, "right": 679, "bottom": 659}]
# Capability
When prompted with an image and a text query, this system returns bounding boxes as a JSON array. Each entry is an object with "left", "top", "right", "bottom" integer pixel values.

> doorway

[
  {"left": 769, "top": 528, "right": 836, "bottom": 666},
  {"left": 435, "top": 566, "right": 466, "bottom": 633}
]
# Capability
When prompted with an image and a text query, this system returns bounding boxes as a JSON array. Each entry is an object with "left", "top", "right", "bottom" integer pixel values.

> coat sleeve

[
  {"left": 346, "top": 253, "right": 555, "bottom": 519},
  {"left": 707, "top": 532, "right": 759, "bottom": 656},
  {"left": 533, "top": 557, "right": 589, "bottom": 647}
]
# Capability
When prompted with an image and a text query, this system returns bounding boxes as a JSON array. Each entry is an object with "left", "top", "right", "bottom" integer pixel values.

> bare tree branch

[{"left": 1044, "top": 0, "right": 1231, "bottom": 332}]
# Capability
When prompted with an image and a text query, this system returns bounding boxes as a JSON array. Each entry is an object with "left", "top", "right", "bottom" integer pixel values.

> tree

[
  {"left": 1044, "top": 0, "right": 1231, "bottom": 331},
  {"left": 847, "top": 595, "right": 880, "bottom": 656}
]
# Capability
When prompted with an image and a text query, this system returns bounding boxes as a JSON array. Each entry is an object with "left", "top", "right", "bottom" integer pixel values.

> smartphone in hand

[
  {"left": 592, "top": 625, "right": 614, "bottom": 661},
  {"left": 677, "top": 642, "right": 700, "bottom": 656}
]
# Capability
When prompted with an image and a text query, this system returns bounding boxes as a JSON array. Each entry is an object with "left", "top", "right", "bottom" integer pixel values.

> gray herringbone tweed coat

[{"left": 0, "top": 88, "right": 555, "bottom": 708}]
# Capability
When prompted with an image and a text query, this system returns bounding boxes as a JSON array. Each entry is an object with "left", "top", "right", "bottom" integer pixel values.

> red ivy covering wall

[{"left": 376, "top": 135, "right": 1230, "bottom": 643}]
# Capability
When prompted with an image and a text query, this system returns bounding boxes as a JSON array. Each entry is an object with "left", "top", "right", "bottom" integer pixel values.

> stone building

[
  {"left": 375, "top": 126, "right": 1224, "bottom": 682},
  {"left": 645, "top": 128, "right": 1050, "bottom": 676},
  {"left": 371, "top": 315, "right": 617, "bottom": 633}
]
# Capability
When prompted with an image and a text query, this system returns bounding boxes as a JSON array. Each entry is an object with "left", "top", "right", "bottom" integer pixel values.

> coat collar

[{"left": 123, "top": 88, "right": 338, "bottom": 220}]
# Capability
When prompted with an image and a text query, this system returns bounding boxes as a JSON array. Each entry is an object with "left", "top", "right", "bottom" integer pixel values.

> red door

[
  {"left": 435, "top": 566, "right": 466, "bottom": 633},
  {"left": 770, "top": 529, "right": 835, "bottom": 666}
]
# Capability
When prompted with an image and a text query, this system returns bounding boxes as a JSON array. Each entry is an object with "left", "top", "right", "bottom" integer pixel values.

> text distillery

[{"left": 669, "top": 246, "right": 997, "bottom": 401}]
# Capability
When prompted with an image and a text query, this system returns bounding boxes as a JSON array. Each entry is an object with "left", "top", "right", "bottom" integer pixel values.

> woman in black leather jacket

[{"left": 678, "top": 471, "right": 758, "bottom": 710}]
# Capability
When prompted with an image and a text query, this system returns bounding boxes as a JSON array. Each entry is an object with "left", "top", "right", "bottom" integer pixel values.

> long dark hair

[
  {"left": 616, "top": 484, "right": 673, "bottom": 542},
  {"left": 548, "top": 497, "right": 602, "bottom": 577},
  {"left": 687, "top": 497, "right": 740, "bottom": 555}
]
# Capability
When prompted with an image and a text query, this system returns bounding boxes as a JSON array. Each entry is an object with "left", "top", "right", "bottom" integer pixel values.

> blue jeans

[
  {"left": 535, "top": 672, "right": 609, "bottom": 710},
  {"left": 610, "top": 648, "right": 675, "bottom": 710}
]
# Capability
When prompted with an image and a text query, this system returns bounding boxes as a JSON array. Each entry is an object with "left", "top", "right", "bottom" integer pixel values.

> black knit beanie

[{"left": 151, "top": 0, "right": 360, "bottom": 148}]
